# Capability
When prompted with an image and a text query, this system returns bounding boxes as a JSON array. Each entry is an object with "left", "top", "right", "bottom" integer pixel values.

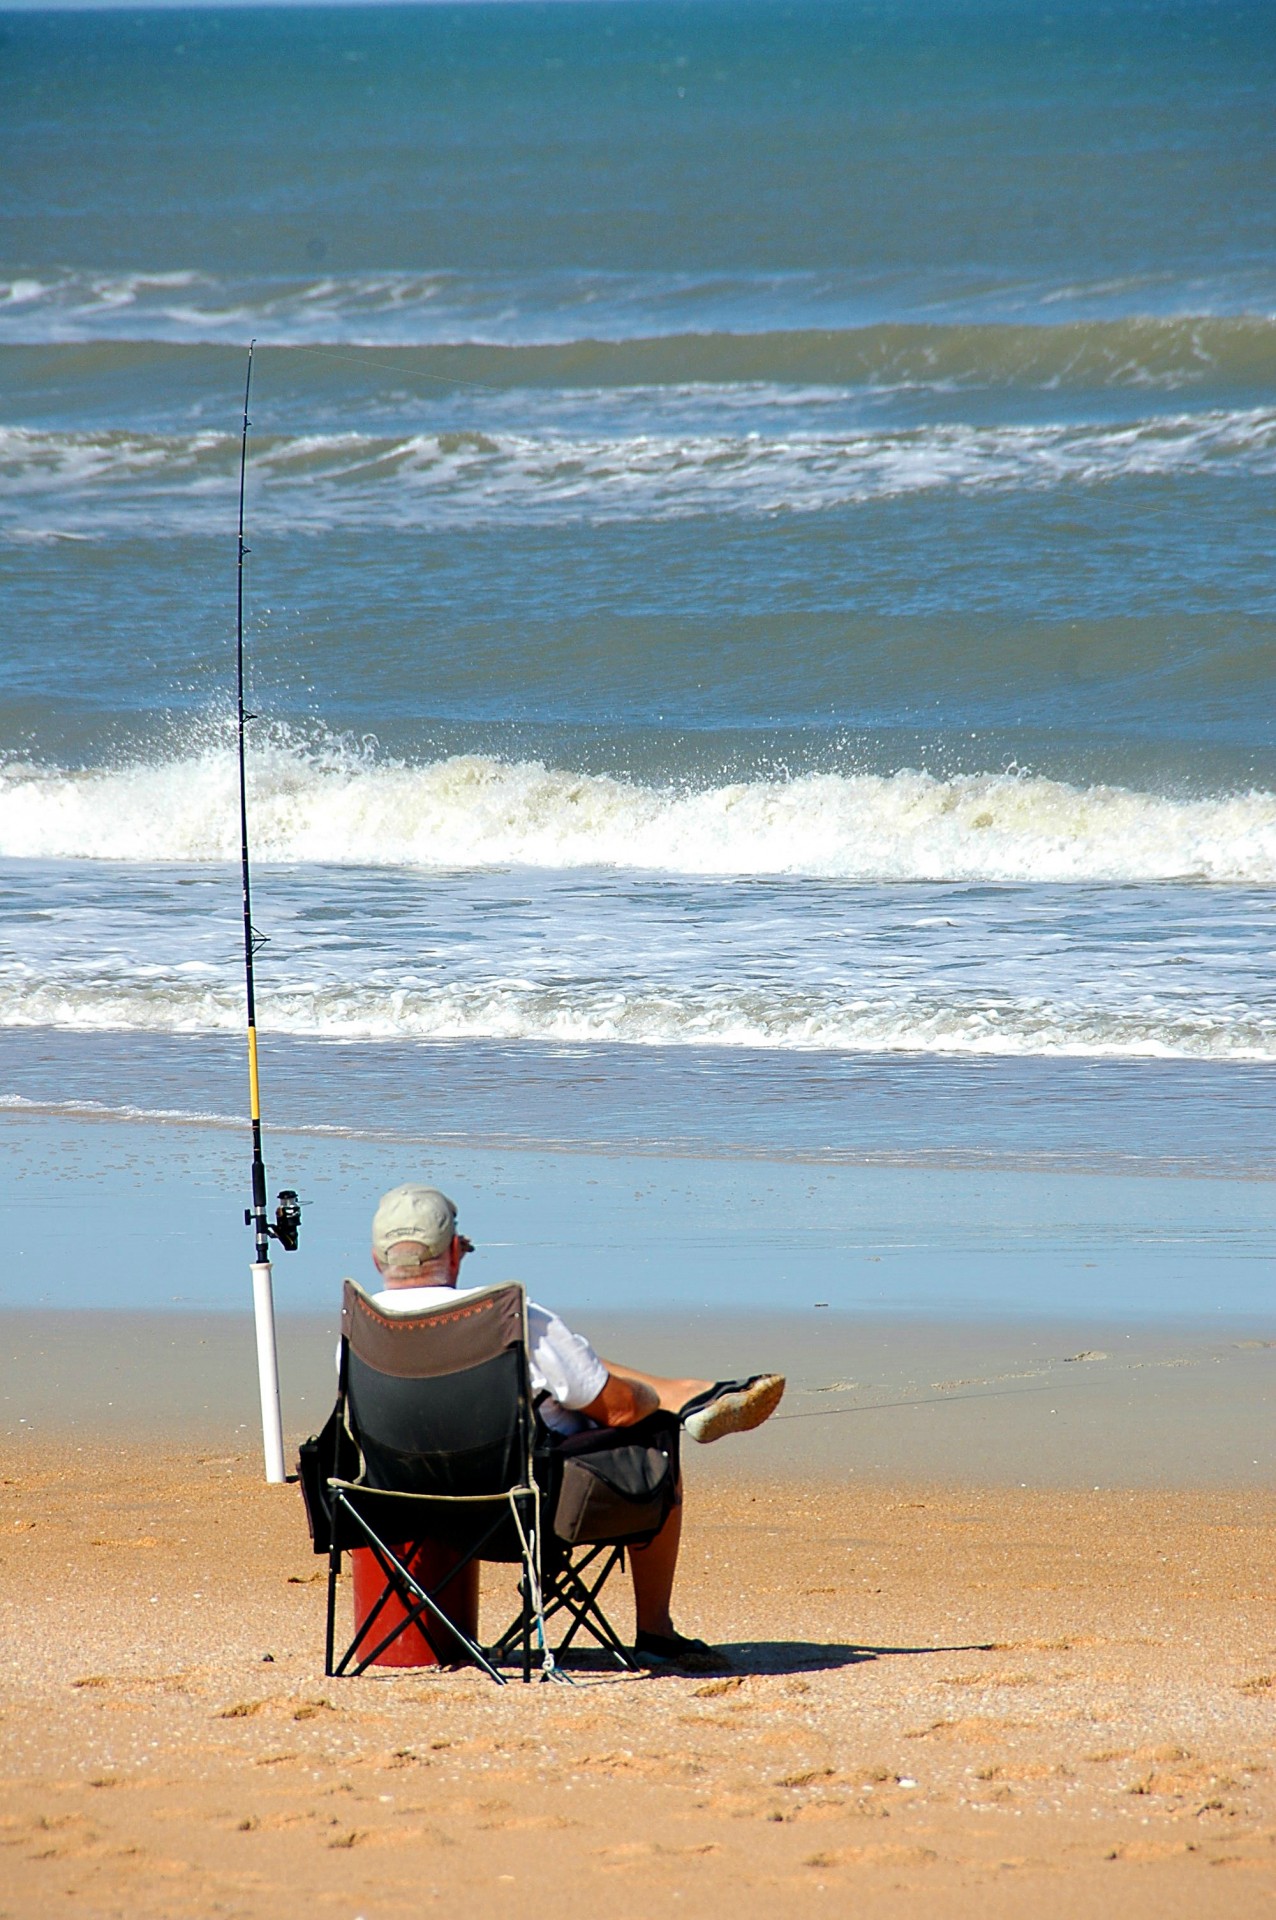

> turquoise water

[{"left": 1, "top": 3, "right": 1275, "bottom": 1314}]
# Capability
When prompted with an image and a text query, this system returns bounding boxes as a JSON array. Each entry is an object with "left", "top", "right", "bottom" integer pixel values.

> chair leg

[
  {"left": 488, "top": 1543, "right": 639, "bottom": 1673},
  {"left": 341, "top": 1519, "right": 507, "bottom": 1685},
  {"left": 553, "top": 1549, "right": 635, "bottom": 1668},
  {"left": 506, "top": 1487, "right": 542, "bottom": 1683},
  {"left": 487, "top": 1575, "right": 537, "bottom": 1666},
  {"left": 324, "top": 1545, "right": 341, "bottom": 1678},
  {"left": 335, "top": 1546, "right": 405, "bottom": 1677}
]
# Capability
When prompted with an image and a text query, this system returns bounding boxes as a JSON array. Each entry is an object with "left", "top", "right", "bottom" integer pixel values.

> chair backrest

[{"left": 340, "top": 1279, "right": 532, "bottom": 1499}]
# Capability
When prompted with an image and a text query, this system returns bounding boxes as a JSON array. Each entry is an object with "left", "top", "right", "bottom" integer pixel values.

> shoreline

[
  {"left": 7, "top": 1033, "right": 1276, "bottom": 1184},
  {"left": 11, "top": 1084, "right": 1276, "bottom": 1186}
]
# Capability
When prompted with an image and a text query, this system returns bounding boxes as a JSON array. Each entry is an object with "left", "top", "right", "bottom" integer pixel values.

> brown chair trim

[{"left": 341, "top": 1278, "right": 526, "bottom": 1380}]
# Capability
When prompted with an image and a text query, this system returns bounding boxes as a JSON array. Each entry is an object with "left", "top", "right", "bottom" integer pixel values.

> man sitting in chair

[{"left": 368, "top": 1183, "right": 785, "bottom": 1673}]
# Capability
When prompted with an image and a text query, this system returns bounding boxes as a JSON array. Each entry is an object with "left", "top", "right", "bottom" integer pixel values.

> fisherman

[{"left": 368, "top": 1183, "right": 785, "bottom": 1673}]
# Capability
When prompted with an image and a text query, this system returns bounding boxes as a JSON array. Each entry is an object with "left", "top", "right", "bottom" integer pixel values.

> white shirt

[{"left": 370, "top": 1283, "right": 607, "bottom": 1435}]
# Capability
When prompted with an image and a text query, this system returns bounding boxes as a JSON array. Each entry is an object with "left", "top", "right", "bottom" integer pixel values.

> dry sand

[{"left": 2, "top": 1432, "right": 1274, "bottom": 1918}]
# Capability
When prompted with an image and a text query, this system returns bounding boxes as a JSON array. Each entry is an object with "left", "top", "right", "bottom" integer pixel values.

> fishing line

[
  {"left": 262, "top": 338, "right": 548, "bottom": 402},
  {"left": 774, "top": 1381, "right": 1060, "bottom": 1421}
]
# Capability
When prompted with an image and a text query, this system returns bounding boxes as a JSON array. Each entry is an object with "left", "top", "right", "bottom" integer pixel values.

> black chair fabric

[{"left": 347, "top": 1346, "right": 526, "bottom": 1499}]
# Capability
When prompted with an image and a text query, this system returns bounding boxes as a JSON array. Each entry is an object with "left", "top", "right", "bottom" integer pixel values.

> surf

[{"left": 3, "top": 738, "right": 1276, "bottom": 886}]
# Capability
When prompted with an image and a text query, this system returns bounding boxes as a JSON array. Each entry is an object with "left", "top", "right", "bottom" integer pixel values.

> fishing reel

[
  {"left": 272, "top": 1189, "right": 302, "bottom": 1252},
  {"left": 245, "top": 1190, "right": 302, "bottom": 1252}
]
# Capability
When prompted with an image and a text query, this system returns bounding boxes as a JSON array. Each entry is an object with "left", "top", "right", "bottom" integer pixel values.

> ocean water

[{"left": 3, "top": 1, "right": 1276, "bottom": 1264}]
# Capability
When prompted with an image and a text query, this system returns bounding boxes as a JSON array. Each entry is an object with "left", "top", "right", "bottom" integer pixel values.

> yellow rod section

[{"left": 247, "top": 1024, "right": 261, "bottom": 1124}]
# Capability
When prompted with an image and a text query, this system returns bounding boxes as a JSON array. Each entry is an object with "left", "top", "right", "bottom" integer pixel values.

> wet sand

[
  {"left": 5, "top": 1308, "right": 1273, "bottom": 1487},
  {"left": 2, "top": 1314, "right": 1274, "bottom": 1916},
  {"left": 7, "top": 1109, "right": 1276, "bottom": 1324}
]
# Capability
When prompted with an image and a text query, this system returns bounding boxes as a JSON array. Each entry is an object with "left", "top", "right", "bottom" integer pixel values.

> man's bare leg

[
  {"left": 598, "top": 1360, "right": 710, "bottom": 1414},
  {"left": 601, "top": 1362, "right": 787, "bottom": 1448},
  {"left": 628, "top": 1492, "right": 683, "bottom": 1636}
]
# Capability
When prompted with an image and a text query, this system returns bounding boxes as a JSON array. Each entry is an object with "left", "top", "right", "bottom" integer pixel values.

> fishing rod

[{"left": 235, "top": 339, "right": 301, "bottom": 1485}]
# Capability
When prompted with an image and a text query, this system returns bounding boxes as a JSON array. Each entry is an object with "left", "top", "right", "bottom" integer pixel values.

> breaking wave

[
  {"left": 3, "top": 405, "right": 1274, "bottom": 533},
  {"left": 3, "top": 740, "right": 1275, "bottom": 885}
]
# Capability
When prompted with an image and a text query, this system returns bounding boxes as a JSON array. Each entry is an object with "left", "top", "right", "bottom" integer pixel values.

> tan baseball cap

[{"left": 371, "top": 1185, "right": 458, "bottom": 1268}]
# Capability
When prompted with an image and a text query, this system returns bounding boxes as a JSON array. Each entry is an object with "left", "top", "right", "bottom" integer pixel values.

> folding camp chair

[{"left": 298, "top": 1280, "right": 678, "bottom": 1684}]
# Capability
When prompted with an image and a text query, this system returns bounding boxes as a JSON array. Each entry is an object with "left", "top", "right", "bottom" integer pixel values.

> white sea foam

[
  {"left": 3, "top": 742, "right": 1276, "bottom": 885},
  {"left": 2, "top": 407, "right": 1273, "bottom": 535},
  {"left": 0, "top": 975, "right": 1270, "bottom": 1061}
]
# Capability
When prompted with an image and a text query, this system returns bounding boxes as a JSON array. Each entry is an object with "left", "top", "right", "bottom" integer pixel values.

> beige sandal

[{"left": 679, "top": 1374, "right": 786, "bottom": 1444}]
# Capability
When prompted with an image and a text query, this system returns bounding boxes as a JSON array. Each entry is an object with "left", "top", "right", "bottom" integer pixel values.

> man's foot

[
  {"left": 679, "top": 1374, "right": 786, "bottom": 1444},
  {"left": 633, "top": 1628, "right": 732, "bottom": 1674}
]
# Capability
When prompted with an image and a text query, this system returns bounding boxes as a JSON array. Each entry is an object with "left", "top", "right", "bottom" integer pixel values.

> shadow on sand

[
  {"left": 537, "top": 1637, "right": 994, "bottom": 1683},
  {"left": 719, "top": 1638, "right": 995, "bottom": 1676}
]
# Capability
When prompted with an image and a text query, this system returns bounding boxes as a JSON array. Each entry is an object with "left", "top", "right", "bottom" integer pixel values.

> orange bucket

[{"left": 350, "top": 1540, "right": 481, "bottom": 1667}]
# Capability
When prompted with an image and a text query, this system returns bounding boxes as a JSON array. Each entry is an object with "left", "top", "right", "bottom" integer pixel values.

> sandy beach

[
  {"left": 6, "top": 5, "right": 1276, "bottom": 1913},
  {"left": 3, "top": 1311, "right": 1273, "bottom": 1918}
]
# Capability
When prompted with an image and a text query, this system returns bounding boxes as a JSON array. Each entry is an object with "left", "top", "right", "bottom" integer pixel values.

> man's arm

[
  {"left": 593, "top": 1358, "right": 711, "bottom": 1416},
  {"left": 581, "top": 1369, "right": 660, "bottom": 1428}
]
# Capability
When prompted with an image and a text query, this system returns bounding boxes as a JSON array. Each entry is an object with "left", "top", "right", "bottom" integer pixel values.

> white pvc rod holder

[{"left": 251, "top": 1260, "right": 286, "bottom": 1484}]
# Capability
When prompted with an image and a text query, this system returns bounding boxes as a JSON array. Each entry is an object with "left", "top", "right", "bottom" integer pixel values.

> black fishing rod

[{"left": 235, "top": 340, "right": 300, "bottom": 1483}]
